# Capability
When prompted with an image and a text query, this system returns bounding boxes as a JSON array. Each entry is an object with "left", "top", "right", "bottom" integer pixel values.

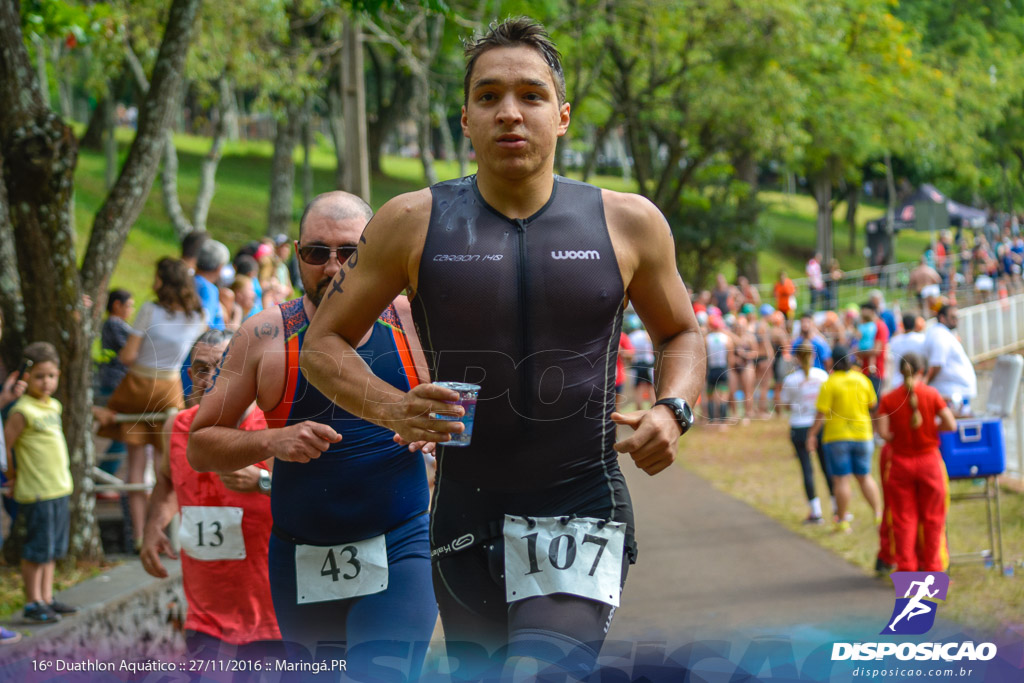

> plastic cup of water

[{"left": 433, "top": 382, "right": 480, "bottom": 447}]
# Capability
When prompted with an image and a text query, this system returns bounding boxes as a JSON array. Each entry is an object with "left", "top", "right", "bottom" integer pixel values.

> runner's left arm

[{"left": 607, "top": 193, "right": 705, "bottom": 475}]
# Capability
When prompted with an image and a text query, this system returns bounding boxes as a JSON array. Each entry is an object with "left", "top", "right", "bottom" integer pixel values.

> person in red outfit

[
  {"left": 141, "top": 330, "right": 281, "bottom": 665},
  {"left": 876, "top": 352, "right": 956, "bottom": 572}
]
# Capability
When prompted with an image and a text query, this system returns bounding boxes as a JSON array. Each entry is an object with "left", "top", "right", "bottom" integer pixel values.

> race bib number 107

[{"left": 503, "top": 515, "right": 625, "bottom": 608}]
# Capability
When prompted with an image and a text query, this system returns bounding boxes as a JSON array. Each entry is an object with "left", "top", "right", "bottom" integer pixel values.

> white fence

[{"left": 959, "top": 292, "right": 1024, "bottom": 480}]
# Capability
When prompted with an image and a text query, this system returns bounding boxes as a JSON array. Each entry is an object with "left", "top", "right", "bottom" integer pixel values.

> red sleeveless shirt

[{"left": 169, "top": 406, "right": 280, "bottom": 644}]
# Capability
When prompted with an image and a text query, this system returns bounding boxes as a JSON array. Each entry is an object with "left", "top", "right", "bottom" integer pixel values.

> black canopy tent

[{"left": 894, "top": 184, "right": 987, "bottom": 230}]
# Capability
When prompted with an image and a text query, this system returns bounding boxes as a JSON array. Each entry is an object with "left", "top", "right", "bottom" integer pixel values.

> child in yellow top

[{"left": 4, "top": 342, "right": 78, "bottom": 622}]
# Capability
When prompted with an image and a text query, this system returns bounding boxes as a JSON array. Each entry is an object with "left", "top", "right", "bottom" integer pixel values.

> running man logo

[{"left": 881, "top": 572, "right": 950, "bottom": 635}]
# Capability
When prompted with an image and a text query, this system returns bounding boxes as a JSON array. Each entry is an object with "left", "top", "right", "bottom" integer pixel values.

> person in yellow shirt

[
  {"left": 806, "top": 345, "right": 882, "bottom": 533},
  {"left": 3, "top": 342, "right": 78, "bottom": 623}
]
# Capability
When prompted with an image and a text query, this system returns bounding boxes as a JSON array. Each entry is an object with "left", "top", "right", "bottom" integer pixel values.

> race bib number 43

[
  {"left": 294, "top": 535, "right": 388, "bottom": 605},
  {"left": 179, "top": 506, "right": 245, "bottom": 561},
  {"left": 503, "top": 515, "right": 625, "bottom": 607}
]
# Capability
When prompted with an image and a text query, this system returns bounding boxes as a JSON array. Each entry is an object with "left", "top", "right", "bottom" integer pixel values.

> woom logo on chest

[{"left": 551, "top": 250, "right": 601, "bottom": 260}]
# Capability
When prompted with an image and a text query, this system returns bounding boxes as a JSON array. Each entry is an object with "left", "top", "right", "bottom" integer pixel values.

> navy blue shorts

[
  {"left": 21, "top": 496, "right": 70, "bottom": 564},
  {"left": 268, "top": 513, "right": 437, "bottom": 681}
]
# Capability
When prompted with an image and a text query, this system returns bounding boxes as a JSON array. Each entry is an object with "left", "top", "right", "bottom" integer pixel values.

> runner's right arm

[
  {"left": 188, "top": 310, "right": 341, "bottom": 473},
  {"left": 141, "top": 425, "right": 178, "bottom": 579},
  {"left": 300, "top": 191, "right": 463, "bottom": 444}
]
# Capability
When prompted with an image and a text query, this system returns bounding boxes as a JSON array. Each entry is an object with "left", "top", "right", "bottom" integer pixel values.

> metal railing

[
  {"left": 959, "top": 293, "right": 1024, "bottom": 480},
  {"left": 0, "top": 410, "right": 177, "bottom": 497},
  {"left": 753, "top": 260, "right": 917, "bottom": 310}
]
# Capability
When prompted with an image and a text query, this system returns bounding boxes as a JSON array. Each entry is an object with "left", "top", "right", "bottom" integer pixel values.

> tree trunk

[
  {"left": 222, "top": 78, "right": 240, "bottom": 142},
  {"left": 458, "top": 134, "right": 470, "bottom": 178},
  {"left": 268, "top": 101, "right": 302, "bottom": 236},
  {"left": 2, "top": 1, "right": 94, "bottom": 560},
  {"left": 845, "top": 184, "right": 859, "bottom": 255},
  {"left": 327, "top": 66, "right": 346, "bottom": 190},
  {"left": 53, "top": 40, "right": 72, "bottom": 121},
  {"left": 126, "top": 37, "right": 194, "bottom": 240},
  {"left": 582, "top": 123, "right": 610, "bottom": 183},
  {"left": 435, "top": 100, "right": 455, "bottom": 164},
  {"left": 192, "top": 76, "right": 229, "bottom": 232},
  {"left": 341, "top": 15, "right": 370, "bottom": 202},
  {"left": 413, "top": 68, "right": 437, "bottom": 187},
  {"left": 31, "top": 34, "right": 48, "bottom": 107},
  {"left": 811, "top": 172, "right": 834, "bottom": 269},
  {"left": 301, "top": 95, "right": 314, "bottom": 208},
  {"left": 884, "top": 150, "right": 897, "bottom": 233},
  {"left": 80, "top": 100, "right": 106, "bottom": 150},
  {"left": 365, "top": 41, "right": 412, "bottom": 178},
  {"left": 0, "top": 157, "right": 25, "bottom": 372},
  {"left": 733, "top": 149, "right": 761, "bottom": 284},
  {"left": 3, "top": 0, "right": 203, "bottom": 561},
  {"left": 103, "top": 92, "right": 117, "bottom": 190}
]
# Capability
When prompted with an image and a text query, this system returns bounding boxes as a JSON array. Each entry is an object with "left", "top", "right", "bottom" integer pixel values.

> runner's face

[
  {"left": 298, "top": 213, "right": 367, "bottom": 307},
  {"left": 462, "top": 46, "right": 570, "bottom": 181},
  {"left": 190, "top": 341, "right": 229, "bottom": 394}
]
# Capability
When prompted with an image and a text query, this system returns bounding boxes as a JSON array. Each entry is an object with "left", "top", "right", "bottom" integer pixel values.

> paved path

[{"left": 604, "top": 454, "right": 964, "bottom": 665}]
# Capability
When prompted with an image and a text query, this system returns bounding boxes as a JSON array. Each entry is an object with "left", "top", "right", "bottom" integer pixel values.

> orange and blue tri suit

[
  {"left": 263, "top": 297, "right": 436, "bottom": 667},
  {"left": 265, "top": 298, "right": 428, "bottom": 544}
]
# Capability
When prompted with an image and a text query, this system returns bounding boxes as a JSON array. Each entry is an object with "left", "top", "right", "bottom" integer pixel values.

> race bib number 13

[
  {"left": 179, "top": 506, "right": 245, "bottom": 561},
  {"left": 503, "top": 515, "right": 625, "bottom": 607},
  {"left": 294, "top": 535, "right": 388, "bottom": 605}
]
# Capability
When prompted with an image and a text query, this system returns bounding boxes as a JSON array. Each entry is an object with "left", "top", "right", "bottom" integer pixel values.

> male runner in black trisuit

[{"left": 301, "top": 18, "right": 705, "bottom": 680}]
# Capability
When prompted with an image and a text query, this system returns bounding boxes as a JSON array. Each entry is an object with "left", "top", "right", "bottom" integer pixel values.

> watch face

[{"left": 680, "top": 400, "right": 693, "bottom": 424}]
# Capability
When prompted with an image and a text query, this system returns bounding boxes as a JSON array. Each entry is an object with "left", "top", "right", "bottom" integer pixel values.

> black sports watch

[{"left": 653, "top": 398, "right": 694, "bottom": 435}]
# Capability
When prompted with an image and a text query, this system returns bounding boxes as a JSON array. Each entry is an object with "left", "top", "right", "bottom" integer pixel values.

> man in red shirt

[
  {"left": 774, "top": 270, "right": 796, "bottom": 319},
  {"left": 141, "top": 330, "right": 281, "bottom": 664},
  {"left": 859, "top": 301, "right": 889, "bottom": 399}
]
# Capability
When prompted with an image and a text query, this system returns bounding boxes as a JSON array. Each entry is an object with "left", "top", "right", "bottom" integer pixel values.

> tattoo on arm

[
  {"left": 328, "top": 234, "right": 367, "bottom": 301},
  {"left": 253, "top": 323, "right": 280, "bottom": 340},
  {"left": 327, "top": 270, "right": 346, "bottom": 300},
  {"left": 206, "top": 338, "right": 236, "bottom": 393}
]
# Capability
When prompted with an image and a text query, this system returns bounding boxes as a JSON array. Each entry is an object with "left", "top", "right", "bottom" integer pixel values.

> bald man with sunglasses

[{"left": 188, "top": 191, "right": 439, "bottom": 679}]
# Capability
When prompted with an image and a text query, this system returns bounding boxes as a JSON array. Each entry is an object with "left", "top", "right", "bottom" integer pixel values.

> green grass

[
  {"left": 0, "top": 560, "right": 116, "bottom": 624},
  {"left": 70, "top": 128, "right": 651, "bottom": 300},
  {"left": 70, "top": 126, "right": 941, "bottom": 303},
  {"left": 681, "top": 419, "right": 1024, "bottom": 634}
]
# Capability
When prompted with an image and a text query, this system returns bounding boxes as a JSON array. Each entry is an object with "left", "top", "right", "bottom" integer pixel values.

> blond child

[{"left": 3, "top": 342, "right": 78, "bottom": 622}]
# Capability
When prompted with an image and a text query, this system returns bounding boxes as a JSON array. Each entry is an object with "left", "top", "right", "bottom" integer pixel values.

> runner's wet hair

[{"left": 463, "top": 17, "right": 566, "bottom": 105}]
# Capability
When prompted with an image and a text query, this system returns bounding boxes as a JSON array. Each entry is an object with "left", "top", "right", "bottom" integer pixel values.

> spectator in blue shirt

[
  {"left": 194, "top": 239, "right": 229, "bottom": 331},
  {"left": 792, "top": 313, "right": 832, "bottom": 371}
]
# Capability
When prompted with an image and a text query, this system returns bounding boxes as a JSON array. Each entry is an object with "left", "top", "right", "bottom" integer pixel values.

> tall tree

[
  {"left": 0, "top": 0, "right": 202, "bottom": 559},
  {"left": 575, "top": 0, "right": 804, "bottom": 283}
]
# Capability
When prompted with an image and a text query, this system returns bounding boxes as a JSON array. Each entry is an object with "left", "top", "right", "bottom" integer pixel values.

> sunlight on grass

[
  {"left": 73, "top": 128, "right": 941, "bottom": 310},
  {"left": 680, "top": 418, "right": 1024, "bottom": 633}
]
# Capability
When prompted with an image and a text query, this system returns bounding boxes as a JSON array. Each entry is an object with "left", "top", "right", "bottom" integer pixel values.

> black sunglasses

[{"left": 296, "top": 243, "right": 358, "bottom": 266}]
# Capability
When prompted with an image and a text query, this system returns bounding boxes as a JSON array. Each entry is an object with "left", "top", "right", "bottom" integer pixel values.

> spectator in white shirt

[
  {"left": 779, "top": 342, "right": 834, "bottom": 524},
  {"left": 923, "top": 305, "right": 977, "bottom": 410},
  {"left": 806, "top": 252, "right": 826, "bottom": 312},
  {"left": 887, "top": 314, "right": 927, "bottom": 382}
]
